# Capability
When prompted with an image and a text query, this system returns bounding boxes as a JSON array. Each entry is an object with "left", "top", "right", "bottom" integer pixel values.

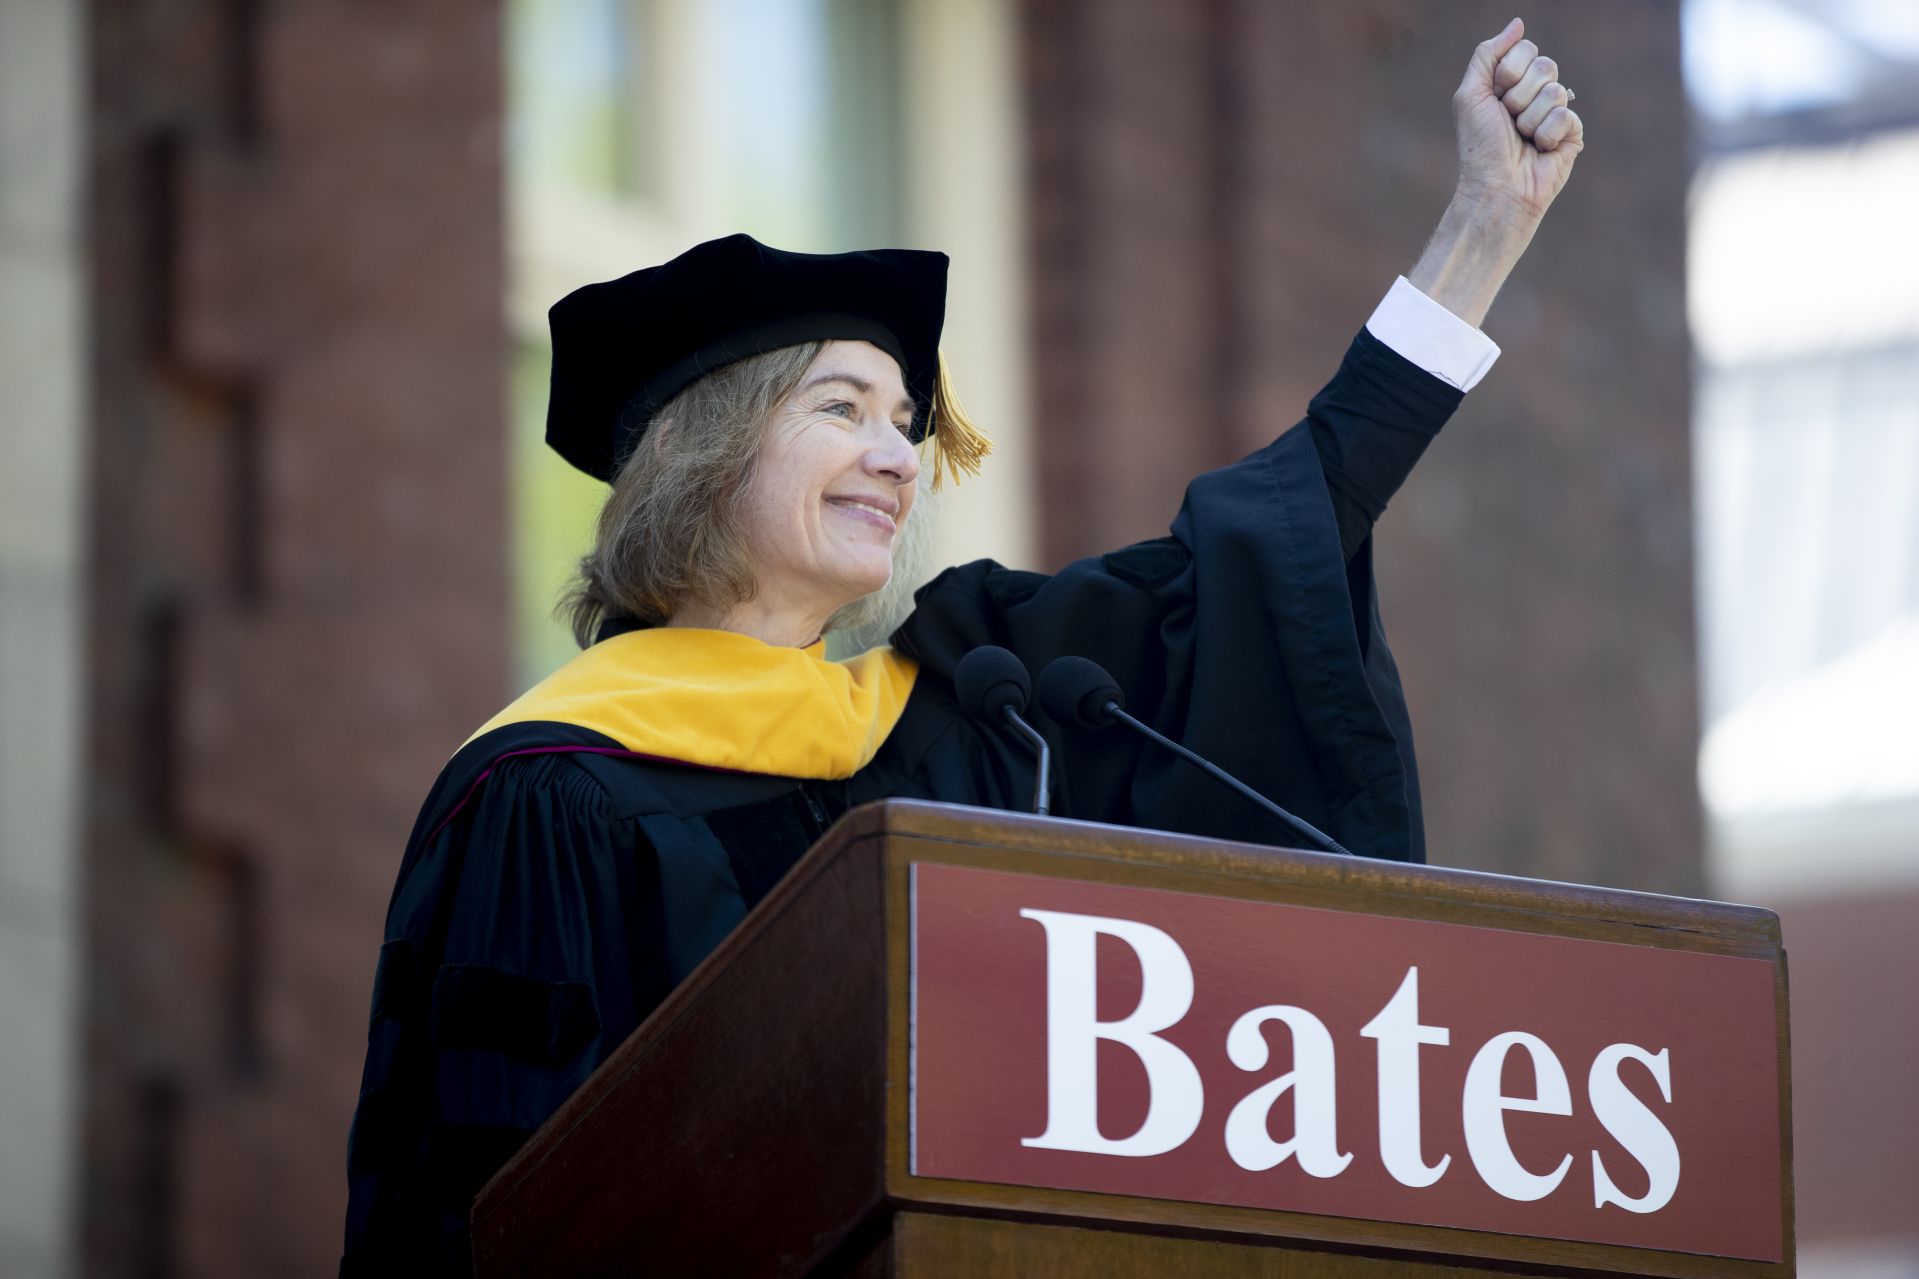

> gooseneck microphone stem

[
  {"left": 1002, "top": 706, "right": 1052, "bottom": 816},
  {"left": 954, "top": 645, "right": 1054, "bottom": 819},
  {"left": 1104, "top": 702, "right": 1350, "bottom": 856}
]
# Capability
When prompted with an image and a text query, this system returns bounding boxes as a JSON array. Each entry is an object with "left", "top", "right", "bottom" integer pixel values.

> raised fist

[{"left": 1453, "top": 18, "right": 1584, "bottom": 220}]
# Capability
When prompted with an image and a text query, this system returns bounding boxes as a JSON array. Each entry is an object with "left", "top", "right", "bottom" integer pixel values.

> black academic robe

[{"left": 339, "top": 328, "right": 1463, "bottom": 1276}]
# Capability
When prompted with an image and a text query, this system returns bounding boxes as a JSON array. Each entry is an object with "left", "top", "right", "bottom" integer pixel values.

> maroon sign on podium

[{"left": 909, "top": 863, "right": 1782, "bottom": 1261}]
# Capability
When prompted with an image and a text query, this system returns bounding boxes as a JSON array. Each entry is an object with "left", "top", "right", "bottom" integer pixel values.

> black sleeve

[
  {"left": 1306, "top": 328, "right": 1464, "bottom": 560},
  {"left": 341, "top": 753, "right": 669, "bottom": 1278},
  {"left": 892, "top": 329, "right": 1462, "bottom": 862}
]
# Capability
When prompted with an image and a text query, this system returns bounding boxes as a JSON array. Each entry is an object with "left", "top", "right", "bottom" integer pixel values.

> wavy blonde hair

[{"left": 560, "top": 341, "right": 935, "bottom": 649}]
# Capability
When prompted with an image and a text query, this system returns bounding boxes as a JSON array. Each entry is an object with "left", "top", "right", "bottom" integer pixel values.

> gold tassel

[{"left": 927, "top": 348, "right": 991, "bottom": 490}]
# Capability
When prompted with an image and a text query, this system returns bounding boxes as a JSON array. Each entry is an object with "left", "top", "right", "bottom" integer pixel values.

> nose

[{"left": 868, "top": 424, "right": 922, "bottom": 486}]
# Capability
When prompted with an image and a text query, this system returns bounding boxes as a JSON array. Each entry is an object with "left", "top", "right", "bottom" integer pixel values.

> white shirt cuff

[{"left": 1364, "top": 275, "right": 1501, "bottom": 393}]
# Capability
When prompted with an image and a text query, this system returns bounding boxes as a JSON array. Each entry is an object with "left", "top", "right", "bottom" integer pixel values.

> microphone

[
  {"left": 1035, "top": 655, "right": 1351, "bottom": 856},
  {"left": 954, "top": 646, "right": 1052, "bottom": 816}
]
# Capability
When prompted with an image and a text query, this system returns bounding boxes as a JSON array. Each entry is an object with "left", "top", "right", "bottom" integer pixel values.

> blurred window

[
  {"left": 1686, "top": 0, "right": 1919, "bottom": 891},
  {"left": 506, "top": 0, "right": 906, "bottom": 684},
  {"left": 511, "top": 0, "right": 656, "bottom": 198}
]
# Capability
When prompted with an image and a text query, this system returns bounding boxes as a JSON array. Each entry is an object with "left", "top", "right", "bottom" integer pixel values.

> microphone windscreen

[
  {"left": 954, "top": 646, "right": 1031, "bottom": 723},
  {"left": 1036, "top": 656, "right": 1125, "bottom": 729}
]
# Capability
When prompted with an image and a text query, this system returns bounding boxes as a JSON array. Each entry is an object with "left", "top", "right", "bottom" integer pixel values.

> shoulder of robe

[
  {"left": 477, "top": 748, "right": 619, "bottom": 818},
  {"left": 406, "top": 720, "right": 633, "bottom": 848},
  {"left": 567, "top": 750, "right": 806, "bottom": 821},
  {"left": 420, "top": 719, "right": 804, "bottom": 834}
]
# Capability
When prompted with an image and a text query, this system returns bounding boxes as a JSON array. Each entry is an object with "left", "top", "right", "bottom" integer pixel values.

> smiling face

[{"left": 733, "top": 339, "right": 922, "bottom": 638}]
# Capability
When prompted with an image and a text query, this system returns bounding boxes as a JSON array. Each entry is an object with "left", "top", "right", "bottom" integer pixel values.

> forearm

[{"left": 1406, "top": 193, "right": 1542, "bottom": 329}]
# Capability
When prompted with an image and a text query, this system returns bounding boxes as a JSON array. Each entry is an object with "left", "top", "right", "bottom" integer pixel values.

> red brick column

[
  {"left": 84, "top": 1, "right": 506, "bottom": 1272},
  {"left": 1021, "top": 0, "right": 1700, "bottom": 892}
]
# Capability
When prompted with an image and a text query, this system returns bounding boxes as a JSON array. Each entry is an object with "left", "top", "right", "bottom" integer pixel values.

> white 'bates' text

[{"left": 1016, "top": 908, "right": 1680, "bottom": 1213}]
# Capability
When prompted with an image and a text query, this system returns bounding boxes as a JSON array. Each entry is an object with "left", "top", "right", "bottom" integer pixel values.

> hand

[{"left": 1452, "top": 18, "right": 1584, "bottom": 222}]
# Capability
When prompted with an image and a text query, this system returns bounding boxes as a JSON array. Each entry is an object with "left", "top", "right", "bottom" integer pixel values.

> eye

[
  {"left": 821, "top": 399, "right": 856, "bottom": 419},
  {"left": 894, "top": 419, "right": 915, "bottom": 437}
]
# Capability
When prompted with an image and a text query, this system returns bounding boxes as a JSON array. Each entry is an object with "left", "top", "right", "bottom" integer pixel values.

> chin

[
  {"left": 846, "top": 566, "right": 894, "bottom": 599},
  {"left": 827, "top": 557, "right": 893, "bottom": 602}
]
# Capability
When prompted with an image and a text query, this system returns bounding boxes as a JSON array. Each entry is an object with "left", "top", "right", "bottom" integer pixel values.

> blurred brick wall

[
  {"left": 1023, "top": 0, "right": 1701, "bottom": 893},
  {"left": 84, "top": 1, "right": 506, "bottom": 1274}
]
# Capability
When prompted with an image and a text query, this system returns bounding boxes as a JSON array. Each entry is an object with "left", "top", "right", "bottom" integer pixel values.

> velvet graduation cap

[{"left": 544, "top": 232, "right": 990, "bottom": 488}]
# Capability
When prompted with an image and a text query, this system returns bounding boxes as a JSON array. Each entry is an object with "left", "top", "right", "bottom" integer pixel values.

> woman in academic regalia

[{"left": 341, "top": 21, "right": 1582, "bottom": 1275}]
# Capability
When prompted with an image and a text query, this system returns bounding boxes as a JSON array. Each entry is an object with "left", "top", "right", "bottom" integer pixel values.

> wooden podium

[{"left": 470, "top": 801, "right": 1792, "bottom": 1277}]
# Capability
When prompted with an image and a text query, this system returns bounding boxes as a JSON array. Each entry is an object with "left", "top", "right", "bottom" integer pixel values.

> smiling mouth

[{"left": 826, "top": 497, "right": 899, "bottom": 529}]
